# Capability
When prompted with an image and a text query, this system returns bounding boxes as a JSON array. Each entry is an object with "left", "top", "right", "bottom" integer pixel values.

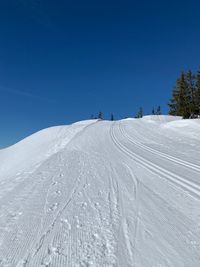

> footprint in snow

[
  {"left": 8, "top": 211, "right": 23, "bottom": 221},
  {"left": 48, "top": 203, "right": 59, "bottom": 211},
  {"left": 55, "top": 190, "right": 61, "bottom": 195},
  {"left": 75, "top": 217, "right": 83, "bottom": 229},
  {"left": 81, "top": 202, "right": 87, "bottom": 209},
  {"left": 94, "top": 202, "right": 100, "bottom": 208},
  {"left": 16, "top": 259, "right": 28, "bottom": 267},
  {"left": 41, "top": 254, "right": 51, "bottom": 267},
  {"left": 83, "top": 183, "right": 90, "bottom": 189},
  {"left": 61, "top": 218, "right": 71, "bottom": 230}
]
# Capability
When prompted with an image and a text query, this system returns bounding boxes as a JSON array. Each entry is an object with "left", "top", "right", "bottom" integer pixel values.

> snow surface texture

[{"left": 0, "top": 116, "right": 200, "bottom": 267}]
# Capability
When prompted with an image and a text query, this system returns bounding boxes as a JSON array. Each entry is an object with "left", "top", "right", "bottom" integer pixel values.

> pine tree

[
  {"left": 98, "top": 111, "right": 103, "bottom": 120},
  {"left": 156, "top": 106, "right": 161, "bottom": 115},
  {"left": 195, "top": 69, "right": 200, "bottom": 116},
  {"left": 168, "top": 72, "right": 190, "bottom": 118},
  {"left": 169, "top": 68, "right": 200, "bottom": 118},
  {"left": 186, "top": 70, "right": 196, "bottom": 118},
  {"left": 110, "top": 113, "right": 114, "bottom": 121},
  {"left": 152, "top": 107, "right": 155, "bottom": 115},
  {"left": 135, "top": 107, "right": 143, "bottom": 118}
]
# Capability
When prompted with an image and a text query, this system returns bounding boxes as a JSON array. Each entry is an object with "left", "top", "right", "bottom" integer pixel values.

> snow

[{"left": 0, "top": 116, "right": 200, "bottom": 266}]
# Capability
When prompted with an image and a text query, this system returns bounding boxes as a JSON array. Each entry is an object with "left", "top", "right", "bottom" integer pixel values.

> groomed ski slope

[{"left": 0, "top": 116, "right": 200, "bottom": 267}]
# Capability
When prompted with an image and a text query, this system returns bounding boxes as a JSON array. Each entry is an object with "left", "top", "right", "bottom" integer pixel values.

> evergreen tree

[
  {"left": 169, "top": 68, "right": 200, "bottom": 118},
  {"left": 168, "top": 72, "right": 190, "bottom": 118},
  {"left": 195, "top": 69, "right": 200, "bottom": 116},
  {"left": 98, "top": 111, "right": 103, "bottom": 120},
  {"left": 110, "top": 113, "right": 114, "bottom": 121},
  {"left": 152, "top": 107, "right": 155, "bottom": 115},
  {"left": 186, "top": 70, "right": 196, "bottom": 117},
  {"left": 135, "top": 107, "right": 143, "bottom": 118},
  {"left": 156, "top": 106, "right": 161, "bottom": 115}
]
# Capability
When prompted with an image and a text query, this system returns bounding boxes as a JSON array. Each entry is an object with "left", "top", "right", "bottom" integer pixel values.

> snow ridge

[{"left": 0, "top": 116, "right": 200, "bottom": 266}]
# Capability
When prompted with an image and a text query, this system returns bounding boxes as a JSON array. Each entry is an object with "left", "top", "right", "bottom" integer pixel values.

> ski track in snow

[
  {"left": 120, "top": 122, "right": 200, "bottom": 173},
  {"left": 110, "top": 122, "right": 200, "bottom": 200},
  {"left": 0, "top": 116, "right": 200, "bottom": 266}
]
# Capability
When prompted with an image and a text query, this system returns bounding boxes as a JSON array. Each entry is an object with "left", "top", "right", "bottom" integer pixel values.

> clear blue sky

[{"left": 0, "top": 0, "right": 200, "bottom": 147}]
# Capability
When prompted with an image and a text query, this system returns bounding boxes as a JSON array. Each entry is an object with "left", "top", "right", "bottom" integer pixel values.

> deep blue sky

[{"left": 0, "top": 0, "right": 200, "bottom": 147}]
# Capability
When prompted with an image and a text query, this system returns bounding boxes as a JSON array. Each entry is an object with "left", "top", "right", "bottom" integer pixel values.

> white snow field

[{"left": 0, "top": 116, "right": 200, "bottom": 267}]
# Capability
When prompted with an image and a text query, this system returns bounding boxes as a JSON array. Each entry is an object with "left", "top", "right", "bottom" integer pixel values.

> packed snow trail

[{"left": 0, "top": 116, "right": 200, "bottom": 266}]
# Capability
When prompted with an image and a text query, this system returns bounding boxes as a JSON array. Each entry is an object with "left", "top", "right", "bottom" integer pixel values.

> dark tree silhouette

[
  {"left": 135, "top": 107, "right": 143, "bottom": 118},
  {"left": 110, "top": 113, "right": 114, "bottom": 121},
  {"left": 168, "top": 72, "right": 190, "bottom": 118},
  {"left": 156, "top": 106, "right": 161, "bottom": 115},
  {"left": 98, "top": 111, "right": 103, "bottom": 120}
]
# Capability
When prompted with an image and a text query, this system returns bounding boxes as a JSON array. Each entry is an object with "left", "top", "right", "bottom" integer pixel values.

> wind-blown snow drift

[{"left": 0, "top": 116, "right": 200, "bottom": 267}]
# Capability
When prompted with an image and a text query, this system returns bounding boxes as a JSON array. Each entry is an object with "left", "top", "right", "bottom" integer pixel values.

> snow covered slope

[{"left": 0, "top": 116, "right": 200, "bottom": 267}]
